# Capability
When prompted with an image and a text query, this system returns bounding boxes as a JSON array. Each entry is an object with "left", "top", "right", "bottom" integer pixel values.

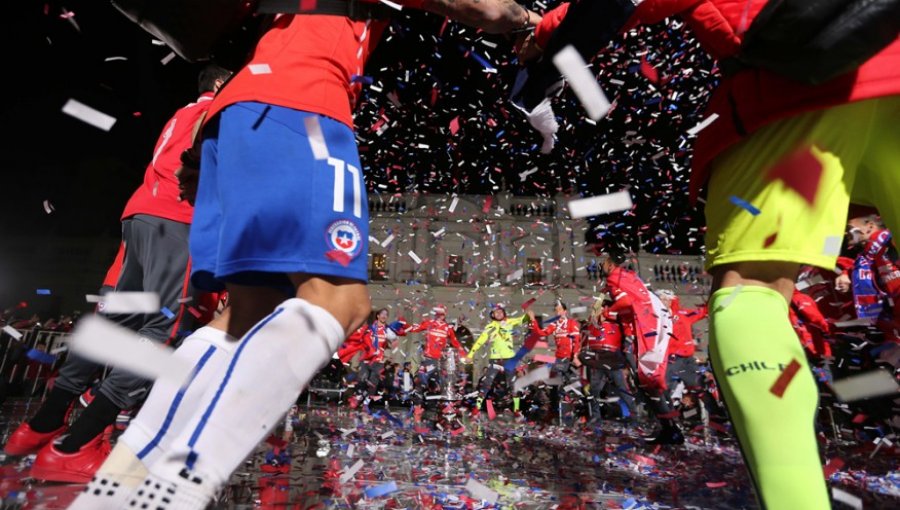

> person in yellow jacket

[{"left": 464, "top": 304, "right": 530, "bottom": 410}]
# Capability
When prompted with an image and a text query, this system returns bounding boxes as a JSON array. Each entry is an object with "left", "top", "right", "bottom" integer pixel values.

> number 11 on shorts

[{"left": 327, "top": 157, "right": 361, "bottom": 219}]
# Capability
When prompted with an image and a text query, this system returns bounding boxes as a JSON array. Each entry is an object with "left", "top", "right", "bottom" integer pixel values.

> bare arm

[{"left": 420, "top": 0, "right": 540, "bottom": 34}]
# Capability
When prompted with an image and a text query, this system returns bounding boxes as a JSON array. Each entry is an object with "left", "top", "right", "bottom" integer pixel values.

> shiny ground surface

[{"left": 1, "top": 398, "right": 898, "bottom": 509}]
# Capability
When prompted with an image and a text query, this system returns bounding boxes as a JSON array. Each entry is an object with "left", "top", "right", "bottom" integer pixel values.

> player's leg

[
  {"left": 705, "top": 99, "right": 883, "bottom": 510},
  {"left": 126, "top": 105, "right": 371, "bottom": 508}
]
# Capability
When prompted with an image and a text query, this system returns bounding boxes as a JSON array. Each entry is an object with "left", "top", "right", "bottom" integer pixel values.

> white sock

[
  {"left": 67, "top": 443, "right": 145, "bottom": 510},
  {"left": 140, "top": 298, "right": 344, "bottom": 502},
  {"left": 120, "top": 326, "right": 238, "bottom": 467}
]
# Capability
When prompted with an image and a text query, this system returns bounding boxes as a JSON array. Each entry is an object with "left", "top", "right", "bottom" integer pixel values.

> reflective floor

[{"left": 1, "top": 398, "right": 898, "bottom": 509}]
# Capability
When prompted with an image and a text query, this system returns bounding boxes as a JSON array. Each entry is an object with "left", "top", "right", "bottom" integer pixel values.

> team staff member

[
  {"left": 5, "top": 65, "right": 232, "bottom": 485},
  {"left": 524, "top": 1, "right": 900, "bottom": 507}
]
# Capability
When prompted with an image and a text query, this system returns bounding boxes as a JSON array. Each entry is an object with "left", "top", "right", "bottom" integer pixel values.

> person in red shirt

[
  {"left": 82, "top": 3, "right": 542, "bottom": 508},
  {"left": 406, "top": 304, "right": 467, "bottom": 408},
  {"left": 845, "top": 215, "right": 900, "bottom": 326},
  {"left": 581, "top": 298, "right": 637, "bottom": 426},
  {"left": 348, "top": 308, "right": 401, "bottom": 409},
  {"left": 5, "top": 65, "right": 233, "bottom": 486},
  {"left": 598, "top": 251, "right": 682, "bottom": 444},
  {"left": 523, "top": 1, "right": 900, "bottom": 507},
  {"left": 528, "top": 301, "right": 581, "bottom": 424},
  {"left": 789, "top": 290, "right": 834, "bottom": 383}
]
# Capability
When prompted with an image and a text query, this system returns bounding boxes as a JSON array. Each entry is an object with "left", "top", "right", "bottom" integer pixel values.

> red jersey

[
  {"left": 204, "top": 2, "right": 424, "bottom": 130},
  {"left": 338, "top": 324, "right": 368, "bottom": 364},
  {"left": 535, "top": 1, "right": 900, "bottom": 201},
  {"left": 120, "top": 93, "right": 214, "bottom": 224},
  {"left": 585, "top": 320, "right": 623, "bottom": 352},
  {"left": 532, "top": 315, "right": 581, "bottom": 360},
  {"left": 790, "top": 290, "right": 833, "bottom": 359},
  {"left": 668, "top": 299, "right": 707, "bottom": 358},
  {"left": 361, "top": 322, "right": 395, "bottom": 363},
  {"left": 406, "top": 318, "right": 467, "bottom": 360},
  {"left": 864, "top": 229, "right": 900, "bottom": 303}
]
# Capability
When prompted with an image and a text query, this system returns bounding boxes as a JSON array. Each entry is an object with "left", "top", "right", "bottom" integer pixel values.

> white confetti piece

[
  {"left": 831, "top": 488, "right": 862, "bottom": 510},
  {"left": 101, "top": 292, "right": 161, "bottom": 314},
  {"left": 62, "top": 99, "right": 116, "bottom": 131},
  {"left": 795, "top": 275, "right": 825, "bottom": 291},
  {"left": 432, "top": 227, "right": 446, "bottom": 237},
  {"left": 304, "top": 116, "right": 330, "bottom": 160},
  {"left": 570, "top": 306, "right": 587, "bottom": 314},
  {"left": 506, "top": 268, "right": 523, "bottom": 283},
  {"left": 449, "top": 196, "right": 459, "bottom": 213},
  {"left": 832, "top": 369, "right": 899, "bottom": 402},
  {"left": 248, "top": 63, "right": 272, "bottom": 75},
  {"left": 381, "top": 431, "right": 395, "bottom": 440},
  {"left": 67, "top": 316, "right": 193, "bottom": 384},
  {"left": 465, "top": 478, "right": 499, "bottom": 504},
  {"left": 519, "top": 167, "right": 538, "bottom": 181},
  {"left": 567, "top": 190, "right": 633, "bottom": 219},
  {"left": 686, "top": 113, "right": 719, "bottom": 136},
  {"left": 513, "top": 365, "right": 551, "bottom": 392},
  {"left": 340, "top": 459, "right": 365, "bottom": 483},
  {"left": 408, "top": 251, "right": 422, "bottom": 264},
  {"left": 716, "top": 285, "right": 744, "bottom": 310},
  {"left": 822, "top": 235, "right": 842, "bottom": 256},
  {"left": 42, "top": 200, "right": 55, "bottom": 214},
  {"left": 85, "top": 294, "right": 102, "bottom": 303},
  {"left": 379, "top": 0, "right": 404, "bottom": 10},
  {"left": 347, "top": 444, "right": 355, "bottom": 457},
  {"left": 552, "top": 46, "right": 610, "bottom": 121},
  {"left": 160, "top": 52, "right": 177, "bottom": 65},
  {"left": 834, "top": 318, "right": 875, "bottom": 328},
  {"left": 381, "top": 234, "right": 395, "bottom": 247},
  {"left": 2, "top": 325, "right": 23, "bottom": 341}
]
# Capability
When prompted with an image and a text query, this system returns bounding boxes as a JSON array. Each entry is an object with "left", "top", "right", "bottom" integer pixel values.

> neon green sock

[{"left": 709, "top": 286, "right": 829, "bottom": 510}]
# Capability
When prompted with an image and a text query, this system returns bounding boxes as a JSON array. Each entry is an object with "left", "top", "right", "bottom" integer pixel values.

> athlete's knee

[{"left": 711, "top": 261, "right": 800, "bottom": 301}]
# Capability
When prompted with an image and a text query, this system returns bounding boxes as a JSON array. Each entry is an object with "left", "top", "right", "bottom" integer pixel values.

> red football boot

[
  {"left": 3, "top": 422, "right": 66, "bottom": 456},
  {"left": 29, "top": 430, "right": 112, "bottom": 483}
]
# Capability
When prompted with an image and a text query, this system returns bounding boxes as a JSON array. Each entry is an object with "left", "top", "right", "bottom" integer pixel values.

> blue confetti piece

[
  {"left": 729, "top": 196, "right": 761, "bottom": 215},
  {"left": 350, "top": 74, "right": 374, "bottom": 85},
  {"left": 26, "top": 348, "right": 57, "bottom": 365},
  {"left": 36, "top": 289, "right": 51, "bottom": 295},
  {"left": 364, "top": 481, "right": 397, "bottom": 498},
  {"left": 160, "top": 307, "right": 176, "bottom": 319}
]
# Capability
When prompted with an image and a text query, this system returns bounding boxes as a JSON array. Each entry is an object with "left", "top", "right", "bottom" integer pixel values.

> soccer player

[
  {"left": 5, "top": 64, "right": 231, "bottom": 484},
  {"left": 74, "top": 2, "right": 543, "bottom": 508},
  {"left": 520, "top": 1, "right": 899, "bottom": 507}
]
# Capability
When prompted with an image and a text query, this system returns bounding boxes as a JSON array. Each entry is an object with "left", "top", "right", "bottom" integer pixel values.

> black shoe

[{"left": 644, "top": 426, "right": 684, "bottom": 445}]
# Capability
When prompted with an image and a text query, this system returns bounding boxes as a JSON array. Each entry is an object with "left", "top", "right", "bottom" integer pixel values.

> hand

[
  {"left": 572, "top": 357, "right": 582, "bottom": 368},
  {"left": 526, "top": 309, "right": 536, "bottom": 320},
  {"left": 834, "top": 273, "right": 851, "bottom": 293},
  {"left": 514, "top": 31, "right": 543, "bottom": 65},
  {"left": 461, "top": 356, "right": 471, "bottom": 364},
  {"left": 175, "top": 165, "right": 199, "bottom": 205}
]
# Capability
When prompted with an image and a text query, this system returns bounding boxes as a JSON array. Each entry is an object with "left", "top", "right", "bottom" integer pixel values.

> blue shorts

[{"left": 190, "top": 102, "right": 369, "bottom": 292}]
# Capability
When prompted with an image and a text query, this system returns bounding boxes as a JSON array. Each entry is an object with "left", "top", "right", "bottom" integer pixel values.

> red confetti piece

[
  {"left": 770, "top": 358, "right": 802, "bottom": 398},
  {"left": 521, "top": 298, "right": 536, "bottom": 309},
  {"left": 851, "top": 414, "right": 867, "bottom": 424},
  {"left": 299, "top": 0, "right": 318, "bottom": 11},
  {"left": 325, "top": 250, "right": 351, "bottom": 267},
  {"left": 765, "top": 147, "right": 823, "bottom": 206},
  {"left": 482, "top": 196, "right": 492, "bottom": 213},
  {"left": 640, "top": 56, "right": 659, "bottom": 84},
  {"left": 449, "top": 116, "right": 459, "bottom": 135},
  {"left": 706, "top": 481, "right": 727, "bottom": 488},
  {"left": 486, "top": 399, "right": 496, "bottom": 420},
  {"left": 763, "top": 230, "right": 778, "bottom": 248},
  {"left": 265, "top": 434, "right": 287, "bottom": 448},
  {"left": 187, "top": 306, "right": 202, "bottom": 319},
  {"left": 823, "top": 457, "right": 845, "bottom": 478}
]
